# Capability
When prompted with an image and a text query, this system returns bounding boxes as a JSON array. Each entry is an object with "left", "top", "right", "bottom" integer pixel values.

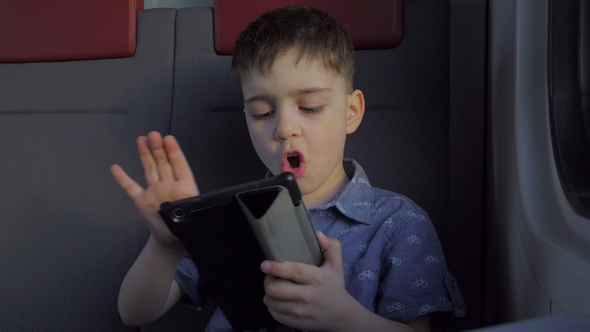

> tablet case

[{"left": 159, "top": 172, "right": 323, "bottom": 331}]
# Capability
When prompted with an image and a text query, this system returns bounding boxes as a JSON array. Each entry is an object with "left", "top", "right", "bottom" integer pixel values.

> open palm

[{"left": 111, "top": 132, "right": 199, "bottom": 249}]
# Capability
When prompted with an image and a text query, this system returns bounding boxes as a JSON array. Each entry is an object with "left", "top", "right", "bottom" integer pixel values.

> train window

[
  {"left": 549, "top": 0, "right": 590, "bottom": 220},
  {"left": 144, "top": 0, "right": 213, "bottom": 9}
]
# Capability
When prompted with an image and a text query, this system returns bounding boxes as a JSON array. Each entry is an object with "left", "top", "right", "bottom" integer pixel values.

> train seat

[
  {"left": 0, "top": 1, "right": 177, "bottom": 330},
  {"left": 0, "top": 0, "right": 467, "bottom": 330}
]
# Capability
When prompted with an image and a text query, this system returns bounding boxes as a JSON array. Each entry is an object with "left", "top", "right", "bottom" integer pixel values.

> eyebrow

[
  {"left": 244, "top": 87, "right": 332, "bottom": 103},
  {"left": 296, "top": 87, "right": 333, "bottom": 95},
  {"left": 244, "top": 94, "right": 274, "bottom": 104}
]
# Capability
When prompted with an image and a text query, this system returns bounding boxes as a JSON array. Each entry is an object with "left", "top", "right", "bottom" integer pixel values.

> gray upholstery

[
  {"left": 0, "top": 2, "right": 462, "bottom": 331},
  {"left": 0, "top": 9, "right": 175, "bottom": 331},
  {"left": 143, "top": 8, "right": 262, "bottom": 329},
  {"left": 168, "top": 2, "right": 451, "bottom": 238},
  {"left": 168, "top": 7, "right": 265, "bottom": 193}
]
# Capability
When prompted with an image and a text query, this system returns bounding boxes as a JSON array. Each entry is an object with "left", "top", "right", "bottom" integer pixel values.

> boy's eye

[
  {"left": 299, "top": 106, "right": 325, "bottom": 114},
  {"left": 251, "top": 110, "right": 274, "bottom": 121}
]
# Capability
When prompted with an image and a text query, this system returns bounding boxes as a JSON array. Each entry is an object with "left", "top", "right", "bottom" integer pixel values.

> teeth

[{"left": 287, "top": 153, "right": 301, "bottom": 168}]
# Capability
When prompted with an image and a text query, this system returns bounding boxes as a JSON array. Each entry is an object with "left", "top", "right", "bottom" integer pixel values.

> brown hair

[{"left": 231, "top": 6, "right": 354, "bottom": 91}]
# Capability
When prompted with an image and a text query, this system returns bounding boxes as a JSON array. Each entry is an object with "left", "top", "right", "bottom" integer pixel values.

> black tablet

[{"left": 159, "top": 172, "right": 323, "bottom": 331}]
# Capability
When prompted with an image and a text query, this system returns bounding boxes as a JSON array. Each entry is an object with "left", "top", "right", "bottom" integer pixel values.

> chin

[{"left": 295, "top": 178, "right": 316, "bottom": 196}]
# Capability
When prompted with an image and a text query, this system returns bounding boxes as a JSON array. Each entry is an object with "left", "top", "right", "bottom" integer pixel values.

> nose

[{"left": 274, "top": 108, "right": 301, "bottom": 141}]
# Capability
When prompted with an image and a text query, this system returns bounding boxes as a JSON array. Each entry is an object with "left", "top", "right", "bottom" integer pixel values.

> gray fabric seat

[
  {"left": 167, "top": 3, "right": 450, "bottom": 230},
  {"left": 0, "top": 8, "right": 177, "bottom": 331}
]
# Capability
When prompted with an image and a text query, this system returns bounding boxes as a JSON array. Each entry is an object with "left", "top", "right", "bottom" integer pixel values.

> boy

[{"left": 111, "top": 6, "right": 464, "bottom": 332}]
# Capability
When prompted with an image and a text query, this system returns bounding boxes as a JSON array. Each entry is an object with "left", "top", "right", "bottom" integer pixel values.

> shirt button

[{"left": 446, "top": 274, "right": 457, "bottom": 289}]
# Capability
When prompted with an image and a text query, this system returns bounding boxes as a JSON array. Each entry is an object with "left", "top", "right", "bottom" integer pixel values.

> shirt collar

[
  {"left": 314, "top": 159, "right": 373, "bottom": 225},
  {"left": 266, "top": 159, "right": 374, "bottom": 225}
]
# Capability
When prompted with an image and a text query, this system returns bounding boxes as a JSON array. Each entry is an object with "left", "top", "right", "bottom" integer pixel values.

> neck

[{"left": 302, "top": 168, "right": 350, "bottom": 209}]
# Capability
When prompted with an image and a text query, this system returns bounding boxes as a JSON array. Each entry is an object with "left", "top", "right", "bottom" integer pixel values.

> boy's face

[{"left": 241, "top": 51, "right": 364, "bottom": 205}]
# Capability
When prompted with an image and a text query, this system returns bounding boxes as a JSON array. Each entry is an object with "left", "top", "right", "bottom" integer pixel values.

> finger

[
  {"left": 110, "top": 164, "right": 144, "bottom": 199},
  {"left": 317, "top": 231, "right": 343, "bottom": 271},
  {"left": 147, "top": 131, "right": 175, "bottom": 182},
  {"left": 264, "top": 294, "right": 299, "bottom": 315},
  {"left": 162, "top": 135, "right": 196, "bottom": 184},
  {"left": 265, "top": 299, "right": 315, "bottom": 330},
  {"left": 137, "top": 135, "right": 160, "bottom": 185},
  {"left": 261, "top": 260, "right": 317, "bottom": 285},
  {"left": 266, "top": 308, "right": 303, "bottom": 331},
  {"left": 264, "top": 274, "right": 308, "bottom": 302}
]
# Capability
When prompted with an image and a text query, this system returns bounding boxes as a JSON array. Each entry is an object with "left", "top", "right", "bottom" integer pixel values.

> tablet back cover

[
  {"left": 162, "top": 194, "right": 281, "bottom": 330},
  {"left": 237, "top": 187, "right": 323, "bottom": 266},
  {"left": 160, "top": 173, "right": 322, "bottom": 330}
]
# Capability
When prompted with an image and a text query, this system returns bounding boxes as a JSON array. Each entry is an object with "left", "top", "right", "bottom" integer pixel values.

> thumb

[{"left": 316, "top": 231, "right": 343, "bottom": 271}]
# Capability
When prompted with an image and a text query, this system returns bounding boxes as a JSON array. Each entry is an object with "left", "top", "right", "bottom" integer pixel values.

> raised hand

[{"left": 111, "top": 131, "right": 199, "bottom": 249}]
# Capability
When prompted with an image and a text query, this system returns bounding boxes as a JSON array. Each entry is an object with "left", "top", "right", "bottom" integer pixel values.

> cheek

[
  {"left": 246, "top": 121, "right": 266, "bottom": 144},
  {"left": 249, "top": 132, "right": 268, "bottom": 155},
  {"left": 247, "top": 124, "right": 276, "bottom": 163},
  {"left": 312, "top": 120, "right": 346, "bottom": 149}
]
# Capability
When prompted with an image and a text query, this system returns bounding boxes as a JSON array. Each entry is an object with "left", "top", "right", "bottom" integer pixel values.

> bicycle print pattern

[
  {"left": 358, "top": 269, "right": 375, "bottom": 280},
  {"left": 384, "top": 217, "right": 394, "bottom": 227},
  {"left": 386, "top": 302, "right": 406, "bottom": 313},
  {"left": 340, "top": 226, "right": 358, "bottom": 235},
  {"left": 411, "top": 277, "right": 429, "bottom": 289},
  {"left": 319, "top": 210, "right": 337, "bottom": 218},
  {"left": 418, "top": 304, "right": 436, "bottom": 315},
  {"left": 454, "top": 308, "right": 467, "bottom": 317},
  {"left": 389, "top": 256, "right": 401, "bottom": 266},
  {"left": 407, "top": 234, "right": 421, "bottom": 244},
  {"left": 424, "top": 255, "right": 439, "bottom": 263},
  {"left": 351, "top": 177, "right": 370, "bottom": 186},
  {"left": 407, "top": 210, "right": 426, "bottom": 221},
  {"left": 359, "top": 243, "right": 368, "bottom": 252}
]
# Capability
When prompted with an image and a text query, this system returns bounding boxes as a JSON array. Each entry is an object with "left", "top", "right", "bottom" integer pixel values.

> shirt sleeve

[
  {"left": 376, "top": 211, "right": 466, "bottom": 323},
  {"left": 174, "top": 255, "right": 209, "bottom": 310}
]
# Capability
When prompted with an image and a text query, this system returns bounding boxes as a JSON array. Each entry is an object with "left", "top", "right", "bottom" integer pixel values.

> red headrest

[
  {"left": 0, "top": 0, "right": 143, "bottom": 63},
  {"left": 214, "top": 0, "right": 403, "bottom": 55}
]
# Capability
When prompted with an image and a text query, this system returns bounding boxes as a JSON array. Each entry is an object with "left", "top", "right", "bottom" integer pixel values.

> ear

[{"left": 346, "top": 89, "right": 365, "bottom": 134}]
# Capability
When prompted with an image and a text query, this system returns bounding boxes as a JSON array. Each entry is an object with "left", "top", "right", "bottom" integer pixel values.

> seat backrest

[
  {"left": 0, "top": 0, "right": 143, "bottom": 63},
  {"left": 0, "top": 1, "right": 177, "bottom": 330},
  {"left": 167, "top": 0, "right": 450, "bottom": 256},
  {"left": 213, "top": 0, "right": 403, "bottom": 54},
  {"left": 0, "top": 0, "right": 457, "bottom": 330}
]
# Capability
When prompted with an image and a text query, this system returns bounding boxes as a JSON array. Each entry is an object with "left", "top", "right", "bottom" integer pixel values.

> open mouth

[
  {"left": 282, "top": 151, "right": 306, "bottom": 178},
  {"left": 287, "top": 153, "right": 301, "bottom": 168}
]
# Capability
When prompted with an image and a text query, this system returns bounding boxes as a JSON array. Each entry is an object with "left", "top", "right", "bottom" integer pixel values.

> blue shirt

[{"left": 175, "top": 159, "right": 465, "bottom": 331}]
